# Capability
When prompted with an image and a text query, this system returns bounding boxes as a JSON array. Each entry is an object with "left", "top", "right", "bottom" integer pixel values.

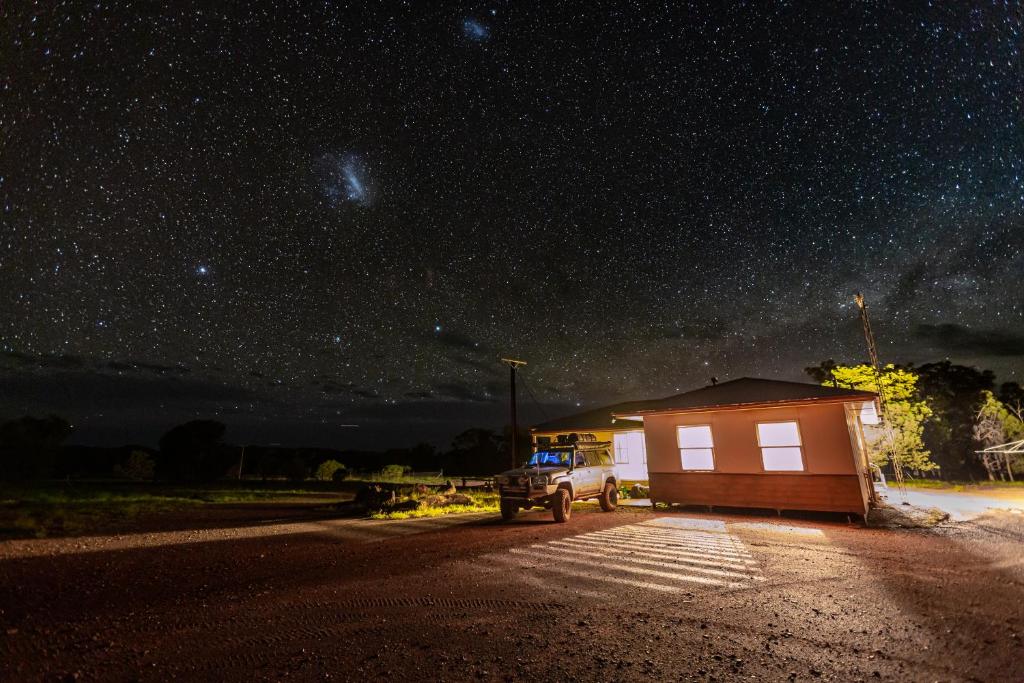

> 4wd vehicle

[{"left": 495, "top": 439, "right": 618, "bottom": 523}]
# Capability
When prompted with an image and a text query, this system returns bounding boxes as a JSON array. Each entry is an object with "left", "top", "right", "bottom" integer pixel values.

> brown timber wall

[{"left": 648, "top": 472, "right": 868, "bottom": 515}]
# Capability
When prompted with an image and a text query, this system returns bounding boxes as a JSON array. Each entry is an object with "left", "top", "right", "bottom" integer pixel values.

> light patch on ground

[{"left": 487, "top": 518, "right": 764, "bottom": 594}]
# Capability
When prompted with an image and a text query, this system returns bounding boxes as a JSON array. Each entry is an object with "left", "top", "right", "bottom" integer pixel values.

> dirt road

[{"left": 1, "top": 505, "right": 1022, "bottom": 681}]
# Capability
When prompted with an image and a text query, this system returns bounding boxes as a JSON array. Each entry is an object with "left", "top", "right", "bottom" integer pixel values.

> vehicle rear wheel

[
  {"left": 599, "top": 482, "right": 618, "bottom": 512},
  {"left": 552, "top": 488, "right": 572, "bottom": 523},
  {"left": 500, "top": 500, "right": 518, "bottom": 520}
]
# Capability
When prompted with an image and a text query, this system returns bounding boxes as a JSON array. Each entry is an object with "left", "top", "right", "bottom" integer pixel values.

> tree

[
  {"left": 446, "top": 428, "right": 503, "bottom": 475},
  {"left": 804, "top": 359, "right": 840, "bottom": 387},
  {"left": 0, "top": 415, "right": 73, "bottom": 480},
  {"left": 915, "top": 361, "right": 995, "bottom": 479},
  {"left": 314, "top": 459, "right": 345, "bottom": 481},
  {"left": 999, "top": 382, "right": 1024, "bottom": 424},
  {"left": 156, "top": 420, "right": 229, "bottom": 482},
  {"left": 973, "top": 391, "right": 1024, "bottom": 481},
  {"left": 810, "top": 364, "right": 936, "bottom": 473},
  {"left": 409, "top": 442, "right": 438, "bottom": 471},
  {"left": 114, "top": 450, "right": 156, "bottom": 480}
]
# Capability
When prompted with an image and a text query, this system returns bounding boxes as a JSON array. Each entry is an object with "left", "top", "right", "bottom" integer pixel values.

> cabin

[{"left": 613, "top": 378, "right": 879, "bottom": 516}]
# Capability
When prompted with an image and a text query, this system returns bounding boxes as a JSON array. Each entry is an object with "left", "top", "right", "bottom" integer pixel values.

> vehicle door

[
  {"left": 598, "top": 449, "right": 615, "bottom": 485},
  {"left": 573, "top": 451, "right": 599, "bottom": 496}
]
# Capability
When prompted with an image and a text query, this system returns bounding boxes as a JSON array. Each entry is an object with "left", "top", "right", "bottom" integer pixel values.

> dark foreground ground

[{"left": 1, "top": 503, "right": 1022, "bottom": 682}]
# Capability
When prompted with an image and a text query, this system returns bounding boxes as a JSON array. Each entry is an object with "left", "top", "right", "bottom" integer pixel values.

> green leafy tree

[
  {"left": 811, "top": 364, "right": 936, "bottom": 473},
  {"left": 314, "top": 459, "right": 345, "bottom": 481}
]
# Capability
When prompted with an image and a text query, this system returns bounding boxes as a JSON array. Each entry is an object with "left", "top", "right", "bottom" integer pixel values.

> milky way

[{"left": 1, "top": 3, "right": 1021, "bottom": 448}]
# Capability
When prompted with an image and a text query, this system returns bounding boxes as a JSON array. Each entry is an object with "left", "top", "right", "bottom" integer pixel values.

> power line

[{"left": 518, "top": 372, "right": 550, "bottom": 423}]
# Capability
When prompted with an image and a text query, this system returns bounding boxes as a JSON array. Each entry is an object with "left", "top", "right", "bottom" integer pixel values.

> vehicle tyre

[
  {"left": 552, "top": 488, "right": 572, "bottom": 523},
  {"left": 599, "top": 482, "right": 618, "bottom": 512},
  {"left": 500, "top": 500, "right": 518, "bottom": 520}
]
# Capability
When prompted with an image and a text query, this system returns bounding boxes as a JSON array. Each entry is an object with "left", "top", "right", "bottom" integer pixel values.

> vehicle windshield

[{"left": 526, "top": 450, "right": 573, "bottom": 467}]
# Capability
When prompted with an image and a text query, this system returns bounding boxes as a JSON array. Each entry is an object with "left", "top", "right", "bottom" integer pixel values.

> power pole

[
  {"left": 854, "top": 292, "right": 906, "bottom": 497},
  {"left": 501, "top": 358, "right": 527, "bottom": 469}
]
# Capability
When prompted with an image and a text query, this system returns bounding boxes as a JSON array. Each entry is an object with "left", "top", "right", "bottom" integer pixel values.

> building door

[{"left": 613, "top": 431, "right": 648, "bottom": 481}]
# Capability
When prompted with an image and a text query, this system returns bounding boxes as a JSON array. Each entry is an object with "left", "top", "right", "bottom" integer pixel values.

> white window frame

[
  {"left": 677, "top": 425, "right": 715, "bottom": 471},
  {"left": 756, "top": 420, "right": 805, "bottom": 472},
  {"left": 613, "top": 433, "right": 629, "bottom": 464},
  {"left": 613, "top": 431, "right": 647, "bottom": 465}
]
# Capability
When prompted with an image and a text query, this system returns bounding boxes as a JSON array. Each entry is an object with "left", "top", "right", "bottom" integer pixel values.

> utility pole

[
  {"left": 501, "top": 358, "right": 527, "bottom": 469},
  {"left": 854, "top": 292, "right": 906, "bottom": 497}
]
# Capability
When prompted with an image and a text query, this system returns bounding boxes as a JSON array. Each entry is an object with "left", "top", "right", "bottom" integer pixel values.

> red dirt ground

[{"left": 1, "top": 505, "right": 1022, "bottom": 681}]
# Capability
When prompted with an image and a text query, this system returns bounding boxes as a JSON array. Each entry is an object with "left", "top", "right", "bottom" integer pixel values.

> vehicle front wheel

[
  {"left": 500, "top": 500, "right": 518, "bottom": 520},
  {"left": 599, "top": 482, "right": 618, "bottom": 512},
  {"left": 552, "top": 488, "right": 572, "bottom": 523}
]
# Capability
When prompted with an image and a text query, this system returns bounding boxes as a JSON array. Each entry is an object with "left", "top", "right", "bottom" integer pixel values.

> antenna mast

[{"left": 854, "top": 293, "right": 906, "bottom": 497}]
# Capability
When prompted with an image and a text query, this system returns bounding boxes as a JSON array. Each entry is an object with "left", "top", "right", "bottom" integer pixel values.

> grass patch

[
  {"left": 345, "top": 473, "right": 450, "bottom": 485},
  {"left": 0, "top": 482, "right": 354, "bottom": 539},
  {"left": 369, "top": 491, "right": 500, "bottom": 520},
  {"left": 901, "top": 479, "right": 1024, "bottom": 491}
]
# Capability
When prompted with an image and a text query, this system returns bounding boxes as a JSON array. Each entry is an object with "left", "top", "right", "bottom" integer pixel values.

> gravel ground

[{"left": 1, "top": 504, "right": 1022, "bottom": 681}]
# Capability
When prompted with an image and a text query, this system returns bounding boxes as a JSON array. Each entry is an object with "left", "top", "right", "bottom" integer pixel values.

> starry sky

[{"left": 2, "top": 2, "right": 1022, "bottom": 449}]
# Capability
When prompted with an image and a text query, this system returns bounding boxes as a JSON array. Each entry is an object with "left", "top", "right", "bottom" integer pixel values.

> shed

[{"left": 614, "top": 378, "right": 879, "bottom": 516}]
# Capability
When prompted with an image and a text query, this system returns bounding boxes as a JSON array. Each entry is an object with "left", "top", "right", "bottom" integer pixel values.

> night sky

[{"left": 2, "top": 2, "right": 1022, "bottom": 449}]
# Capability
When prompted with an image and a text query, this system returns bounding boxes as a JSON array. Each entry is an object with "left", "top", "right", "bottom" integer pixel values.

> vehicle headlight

[{"left": 531, "top": 475, "right": 548, "bottom": 487}]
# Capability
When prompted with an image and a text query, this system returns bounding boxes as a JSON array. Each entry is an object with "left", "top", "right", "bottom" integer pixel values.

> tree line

[
  {"left": 806, "top": 359, "right": 1024, "bottom": 480},
  {"left": 0, "top": 417, "right": 531, "bottom": 483}
]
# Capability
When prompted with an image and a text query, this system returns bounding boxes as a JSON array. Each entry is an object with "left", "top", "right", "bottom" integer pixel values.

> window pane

[
  {"left": 681, "top": 448, "right": 714, "bottom": 470},
  {"left": 859, "top": 401, "right": 880, "bottom": 425},
  {"left": 677, "top": 425, "right": 714, "bottom": 448},
  {"left": 757, "top": 421, "right": 801, "bottom": 447},
  {"left": 613, "top": 435, "right": 629, "bottom": 463},
  {"left": 614, "top": 432, "right": 643, "bottom": 464},
  {"left": 761, "top": 447, "right": 804, "bottom": 471}
]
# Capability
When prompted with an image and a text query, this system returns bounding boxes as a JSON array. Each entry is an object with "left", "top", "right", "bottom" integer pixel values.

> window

[
  {"left": 613, "top": 431, "right": 646, "bottom": 465},
  {"left": 757, "top": 421, "right": 804, "bottom": 471},
  {"left": 677, "top": 425, "right": 715, "bottom": 470}
]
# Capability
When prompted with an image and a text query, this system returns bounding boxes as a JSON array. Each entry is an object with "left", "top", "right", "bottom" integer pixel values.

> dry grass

[
  {"left": 0, "top": 483, "right": 352, "bottom": 539},
  {"left": 369, "top": 491, "right": 500, "bottom": 520}
]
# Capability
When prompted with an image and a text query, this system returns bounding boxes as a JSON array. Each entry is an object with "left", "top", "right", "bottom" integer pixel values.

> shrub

[
  {"left": 114, "top": 450, "right": 156, "bottom": 481},
  {"left": 379, "top": 464, "right": 410, "bottom": 479},
  {"left": 315, "top": 459, "right": 345, "bottom": 481}
]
